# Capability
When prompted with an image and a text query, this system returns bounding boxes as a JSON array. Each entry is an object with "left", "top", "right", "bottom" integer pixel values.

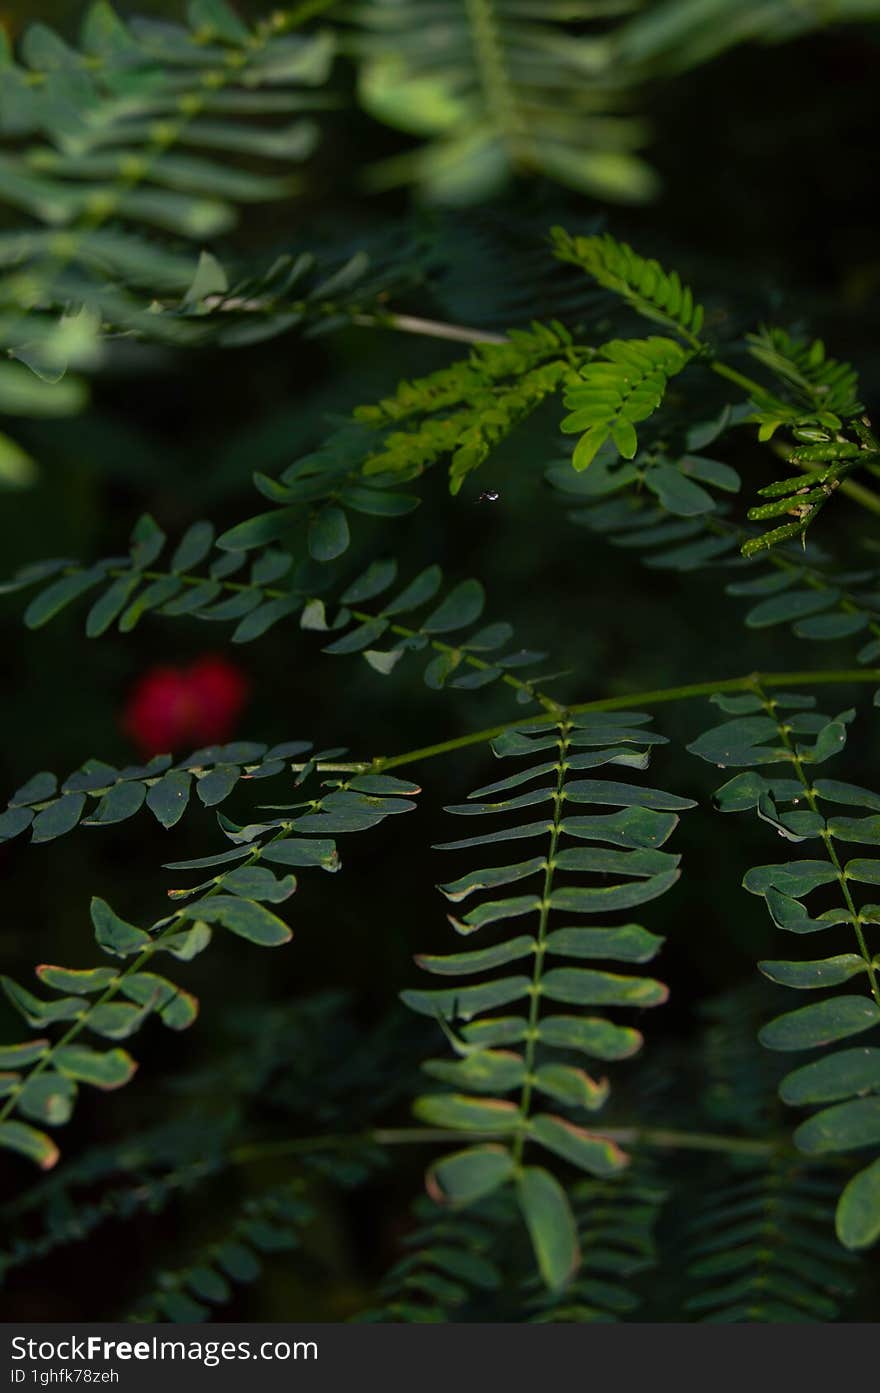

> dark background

[{"left": 1, "top": 0, "right": 879, "bottom": 1320}]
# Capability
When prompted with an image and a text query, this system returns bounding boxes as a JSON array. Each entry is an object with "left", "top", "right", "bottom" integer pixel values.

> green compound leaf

[{"left": 561, "top": 337, "right": 692, "bottom": 472}]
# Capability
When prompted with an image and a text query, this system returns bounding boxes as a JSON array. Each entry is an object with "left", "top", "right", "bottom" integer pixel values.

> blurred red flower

[{"left": 123, "top": 655, "right": 249, "bottom": 757}]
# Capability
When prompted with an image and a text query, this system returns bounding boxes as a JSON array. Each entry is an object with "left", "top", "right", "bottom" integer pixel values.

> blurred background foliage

[{"left": 1, "top": 0, "right": 879, "bottom": 1319}]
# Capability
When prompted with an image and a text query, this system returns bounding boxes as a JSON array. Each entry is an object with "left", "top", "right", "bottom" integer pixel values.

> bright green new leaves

[
  {"left": 734, "top": 328, "right": 869, "bottom": 555},
  {"left": 356, "top": 323, "right": 578, "bottom": 495},
  {"left": 551, "top": 231, "right": 705, "bottom": 344},
  {"left": 746, "top": 326, "right": 862, "bottom": 436},
  {"left": 561, "top": 337, "right": 692, "bottom": 472},
  {"left": 694, "top": 688, "right": 880, "bottom": 1252},
  {"left": 406, "top": 714, "right": 685, "bottom": 1287}
]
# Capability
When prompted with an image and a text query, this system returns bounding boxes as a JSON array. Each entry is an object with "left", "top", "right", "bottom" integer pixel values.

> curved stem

[{"left": 366, "top": 668, "right": 880, "bottom": 774}]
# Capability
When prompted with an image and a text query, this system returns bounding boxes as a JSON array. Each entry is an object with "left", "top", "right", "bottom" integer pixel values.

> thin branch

[
  {"left": 365, "top": 667, "right": 880, "bottom": 773},
  {"left": 229, "top": 1124, "right": 781, "bottom": 1165},
  {"left": 351, "top": 312, "right": 507, "bottom": 346}
]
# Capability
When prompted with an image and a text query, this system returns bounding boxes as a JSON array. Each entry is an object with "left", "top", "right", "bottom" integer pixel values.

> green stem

[
  {"left": 463, "top": 0, "right": 527, "bottom": 160},
  {"left": 351, "top": 312, "right": 507, "bottom": 347},
  {"left": 229, "top": 1124, "right": 780, "bottom": 1166},
  {"left": 512, "top": 719, "right": 570, "bottom": 1165},
  {"left": 709, "top": 359, "right": 769, "bottom": 400},
  {"left": 368, "top": 668, "right": 880, "bottom": 774}
]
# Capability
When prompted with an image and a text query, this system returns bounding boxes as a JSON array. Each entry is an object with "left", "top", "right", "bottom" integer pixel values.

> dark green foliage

[
  {"left": 3, "top": 0, "right": 880, "bottom": 1325},
  {"left": 405, "top": 712, "right": 688, "bottom": 1284},
  {"left": 689, "top": 691, "right": 880, "bottom": 1249},
  {"left": 356, "top": 1194, "right": 508, "bottom": 1322}
]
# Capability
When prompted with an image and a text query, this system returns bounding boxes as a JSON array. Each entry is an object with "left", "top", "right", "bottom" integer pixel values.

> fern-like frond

[
  {"left": 560, "top": 336, "right": 694, "bottom": 471},
  {"left": 550, "top": 229, "right": 705, "bottom": 345},
  {"left": 0, "top": 2, "right": 333, "bottom": 375},
  {"left": 0, "top": 878, "right": 286, "bottom": 1169},
  {"left": 746, "top": 328, "right": 862, "bottom": 426},
  {"left": 688, "top": 690, "right": 880, "bottom": 1252},
  {"left": 149, "top": 240, "right": 426, "bottom": 348},
  {"left": 740, "top": 426, "right": 880, "bottom": 559},
  {"left": 613, "top": 0, "right": 880, "bottom": 77},
  {"left": 547, "top": 432, "right": 880, "bottom": 655},
  {"left": 0, "top": 736, "right": 326, "bottom": 846},
  {"left": 0, "top": 1118, "right": 230, "bottom": 1285},
  {"left": 0, "top": 757, "right": 420, "bottom": 1169},
  {"left": 1, "top": 993, "right": 400, "bottom": 1292},
  {"left": 354, "top": 321, "right": 582, "bottom": 494},
  {"left": 1, "top": 508, "right": 560, "bottom": 707},
  {"left": 401, "top": 713, "right": 692, "bottom": 1288},
  {"left": 357, "top": 1193, "right": 508, "bottom": 1323},
  {"left": 684, "top": 1159, "right": 858, "bottom": 1322},
  {"left": 130, "top": 1180, "right": 313, "bottom": 1322},
  {"left": 351, "top": 0, "right": 658, "bottom": 204}
]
